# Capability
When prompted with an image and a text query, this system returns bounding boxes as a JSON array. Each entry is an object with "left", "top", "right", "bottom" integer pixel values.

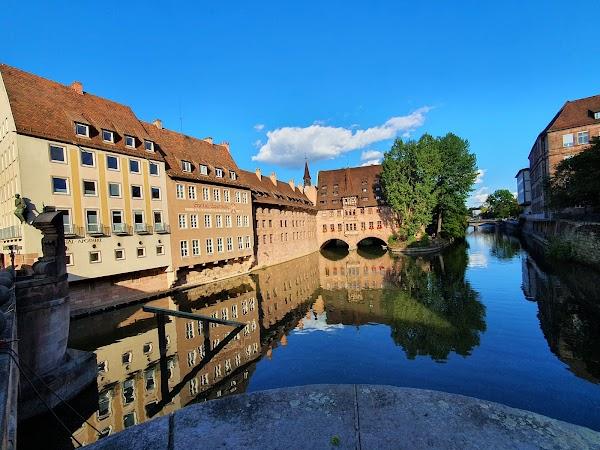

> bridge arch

[
  {"left": 320, "top": 238, "right": 350, "bottom": 250},
  {"left": 356, "top": 236, "right": 387, "bottom": 248}
]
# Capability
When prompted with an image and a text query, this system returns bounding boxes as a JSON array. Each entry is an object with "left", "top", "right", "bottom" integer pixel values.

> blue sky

[{"left": 2, "top": 1, "right": 600, "bottom": 205}]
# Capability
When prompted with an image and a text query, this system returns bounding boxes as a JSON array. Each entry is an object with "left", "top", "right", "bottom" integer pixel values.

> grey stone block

[{"left": 88, "top": 415, "right": 170, "bottom": 450}]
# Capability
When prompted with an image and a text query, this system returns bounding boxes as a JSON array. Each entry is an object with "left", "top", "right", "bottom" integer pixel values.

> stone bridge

[{"left": 467, "top": 219, "right": 501, "bottom": 229}]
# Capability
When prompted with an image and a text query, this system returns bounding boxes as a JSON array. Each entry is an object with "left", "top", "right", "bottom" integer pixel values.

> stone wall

[{"left": 0, "top": 273, "right": 17, "bottom": 450}]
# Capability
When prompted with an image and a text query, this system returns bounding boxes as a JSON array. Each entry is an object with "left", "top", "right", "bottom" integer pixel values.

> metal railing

[
  {"left": 0, "top": 226, "right": 21, "bottom": 240},
  {"left": 86, "top": 223, "right": 110, "bottom": 237},
  {"left": 134, "top": 223, "right": 152, "bottom": 235},
  {"left": 142, "top": 305, "right": 245, "bottom": 403},
  {"left": 64, "top": 224, "right": 85, "bottom": 238},
  {"left": 112, "top": 223, "right": 132, "bottom": 236},
  {"left": 153, "top": 223, "right": 170, "bottom": 234}
]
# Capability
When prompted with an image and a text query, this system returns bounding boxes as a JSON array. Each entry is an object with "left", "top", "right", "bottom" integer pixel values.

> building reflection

[{"left": 521, "top": 251, "right": 600, "bottom": 383}]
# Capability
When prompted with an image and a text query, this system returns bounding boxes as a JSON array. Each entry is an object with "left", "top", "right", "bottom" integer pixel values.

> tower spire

[{"left": 303, "top": 157, "right": 312, "bottom": 187}]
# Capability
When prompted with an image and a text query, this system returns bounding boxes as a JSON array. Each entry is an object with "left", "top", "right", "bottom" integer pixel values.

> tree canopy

[
  {"left": 548, "top": 138, "right": 600, "bottom": 211},
  {"left": 381, "top": 133, "right": 477, "bottom": 242},
  {"left": 482, "top": 189, "right": 520, "bottom": 219}
]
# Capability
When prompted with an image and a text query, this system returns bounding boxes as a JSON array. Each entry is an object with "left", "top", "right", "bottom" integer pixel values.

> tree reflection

[
  {"left": 382, "top": 243, "right": 486, "bottom": 361},
  {"left": 489, "top": 233, "right": 521, "bottom": 260}
]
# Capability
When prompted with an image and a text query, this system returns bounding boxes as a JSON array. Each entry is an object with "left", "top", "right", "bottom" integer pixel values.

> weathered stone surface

[
  {"left": 86, "top": 415, "right": 169, "bottom": 450},
  {"left": 87, "top": 385, "right": 600, "bottom": 450}
]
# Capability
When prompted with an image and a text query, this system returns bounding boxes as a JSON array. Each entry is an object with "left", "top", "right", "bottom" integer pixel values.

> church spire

[{"left": 303, "top": 159, "right": 312, "bottom": 187}]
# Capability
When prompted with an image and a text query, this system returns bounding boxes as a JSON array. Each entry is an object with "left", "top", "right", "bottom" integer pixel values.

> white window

[
  {"left": 223, "top": 189, "right": 230, "bottom": 202},
  {"left": 125, "top": 135, "right": 135, "bottom": 148},
  {"left": 59, "top": 209, "right": 72, "bottom": 234},
  {"left": 206, "top": 238, "right": 214, "bottom": 254},
  {"left": 190, "top": 214, "right": 198, "bottom": 228},
  {"left": 594, "top": 111, "right": 600, "bottom": 120},
  {"left": 49, "top": 145, "right": 66, "bottom": 163},
  {"left": 185, "top": 322, "right": 195, "bottom": 339},
  {"left": 180, "top": 240, "right": 189, "bottom": 257},
  {"left": 75, "top": 122, "right": 89, "bottom": 137},
  {"left": 202, "top": 187, "right": 210, "bottom": 201},
  {"left": 136, "top": 247, "right": 146, "bottom": 258},
  {"left": 200, "top": 165, "right": 208, "bottom": 175},
  {"left": 188, "top": 186, "right": 197, "bottom": 200},
  {"left": 149, "top": 162, "right": 159, "bottom": 176},
  {"left": 129, "top": 159, "right": 140, "bottom": 173},
  {"left": 176, "top": 184, "right": 185, "bottom": 199},
  {"left": 200, "top": 373, "right": 209, "bottom": 385},
  {"left": 89, "top": 250, "right": 101, "bottom": 263},
  {"left": 243, "top": 215, "right": 249, "bottom": 227},
  {"left": 131, "top": 185, "right": 142, "bottom": 199},
  {"left": 226, "top": 237, "right": 233, "bottom": 252},
  {"left": 225, "top": 215, "right": 232, "bottom": 227},
  {"left": 204, "top": 214, "right": 212, "bottom": 228},
  {"left": 133, "top": 211, "right": 145, "bottom": 232},
  {"left": 577, "top": 131, "right": 589, "bottom": 145},
  {"left": 229, "top": 170, "right": 237, "bottom": 180},
  {"left": 182, "top": 160, "right": 192, "bottom": 172},
  {"left": 102, "top": 129, "right": 114, "bottom": 143},
  {"left": 215, "top": 168, "right": 223, "bottom": 178},
  {"left": 192, "top": 239, "right": 200, "bottom": 256},
  {"left": 231, "top": 304, "right": 238, "bottom": 319},
  {"left": 106, "top": 155, "right": 119, "bottom": 170},
  {"left": 86, "top": 210, "right": 100, "bottom": 233},
  {"left": 236, "top": 215, "right": 242, "bottom": 227},
  {"left": 187, "top": 350, "right": 196, "bottom": 367},
  {"left": 215, "top": 215, "right": 222, "bottom": 228},
  {"left": 178, "top": 214, "right": 187, "bottom": 229},
  {"left": 189, "top": 378, "right": 199, "bottom": 396},
  {"left": 83, "top": 180, "right": 97, "bottom": 196},
  {"left": 242, "top": 192, "right": 249, "bottom": 204},
  {"left": 156, "top": 245, "right": 165, "bottom": 255},
  {"left": 213, "top": 188, "right": 221, "bottom": 201},
  {"left": 563, "top": 133, "right": 574, "bottom": 147},
  {"left": 111, "top": 210, "right": 125, "bottom": 233},
  {"left": 144, "top": 140, "right": 155, "bottom": 152},
  {"left": 217, "top": 237, "right": 223, "bottom": 253},
  {"left": 235, "top": 191, "right": 241, "bottom": 203},
  {"left": 52, "top": 177, "right": 69, "bottom": 194},
  {"left": 151, "top": 187, "right": 161, "bottom": 200},
  {"left": 245, "top": 236, "right": 251, "bottom": 249},
  {"left": 238, "top": 236, "right": 243, "bottom": 250},
  {"left": 80, "top": 149, "right": 95, "bottom": 166},
  {"left": 65, "top": 253, "right": 73, "bottom": 266}
]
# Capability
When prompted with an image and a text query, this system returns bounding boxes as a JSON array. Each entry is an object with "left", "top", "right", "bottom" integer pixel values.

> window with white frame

[
  {"left": 131, "top": 185, "right": 142, "bottom": 199},
  {"left": 89, "top": 250, "right": 101, "bottom": 263},
  {"left": 223, "top": 189, "right": 230, "bottom": 202},
  {"left": 151, "top": 187, "right": 161, "bottom": 200},
  {"left": 245, "top": 236, "right": 251, "bottom": 248},
  {"left": 225, "top": 215, "right": 232, "bottom": 227},
  {"left": 102, "top": 129, "right": 114, "bottom": 143},
  {"left": 206, "top": 238, "right": 214, "bottom": 254},
  {"left": 136, "top": 247, "right": 146, "bottom": 258},
  {"left": 176, "top": 184, "right": 185, "bottom": 199},
  {"left": 236, "top": 215, "right": 242, "bottom": 227},
  {"left": 215, "top": 215, "right": 222, "bottom": 228},
  {"left": 226, "top": 237, "right": 233, "bottom": 252},
  {"left": 111, "top": 210, "right": 125, "bottom": 233},
  {"left": 563, "top": 133, "right": 574, "bottom": 147},
  {"left": 577, "top": 131, "right": 589, "bottom": 145},
  {"left": 75, "top": 122, "right": 89, "bottom": 137},
  {"left": 188, "top": 185, "right": 197, "bottom": 200},
  {"left": 129, "top": 159, "right": 140, "bottom": 173},
  {"left": 114, "top": 248, "right": 125, "bottom": 260},
  {"left": 156, "top": 245, "right": 165, "bottom": 255},
  {"left": 52, "top": 177, "right": 69, "bottom": 194},
  {"left": 125, "top": 135, "right": 135, "bottom": 148},
  {"left": 190, "top": 214, "right": 198, "bottom": 228},
  {"left": 242, "top": 192, "right": 249, "bottom": 204},
  {"left": 243, "top": 215, "right": 249, "bottom": 227},
  {"left": 49, "top": 144, "right": 66, "bottom": 163},
  {"left": 215, "top": 168, "right": 223, "bottom": 178},
  {"left": 202, "top": 187, "right": 210, "bottom": 201},
  {"left": 204, "top": 214, "right": 212, "bottom": 228},
  {"left": 235, "top": 191, "right": 241, "bottom": 203},
  {"left": 237, "top": 236, "right": 243, "bottom": 250},
  {"left": 83, "top": 180, "right": 97, "bottom": 196},
  {"left": 187, "top": 350, "right": 196, "bottom": 367},
  {"left": 217, "top": 237, "right": 223, "bottom": 252},
  {"left": 80, "top": 149, "right": 94, "bottom": 166},
  {"left": 213, "top": 188, "right": 221, "bottom": 201},
  {"left": 229, "top": 170, "right": 237, "bottom": 180},
  {"left": 107, "top": 155, "right": 119, "bottom": 170},
  {"left": 192, "top": 239, "right": 200, "bottom": 256},
  {"left": 182, "top": 160, "right": 192, "bottom": 172},
  {"left": 185, "top": 322, "right": 194, "bottom": 339},
  {"left": 189, "top": 377, "right": 199, "bottom": 396},
  {"left": 180, "top": 240, "right": 189, "bottom": 257},
  {"left": 149, "top": 162, "right": 159, "bottom": 176},
  {"left": 200, "top": 165, "right": 208, "bottom": 175},
  {"left": 178, "top": 214, "right": 187, "bottom": 229},
  {"left": 144, "top": 140, "right": 155, "bottom": 152}
]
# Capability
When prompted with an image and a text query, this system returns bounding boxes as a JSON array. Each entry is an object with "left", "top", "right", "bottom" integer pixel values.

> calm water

[{"left": 19, "top": 232, "right": 600, "bottom": 448}]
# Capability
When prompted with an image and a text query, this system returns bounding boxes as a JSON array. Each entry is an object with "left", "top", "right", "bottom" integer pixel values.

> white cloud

[
  {"left": 360, "top": 150, "right": 384, "bottom": 161},
  {"left": 254, "top": 123, "right": 265, "bottom": 131},
  {"left": 252, "top": 107, "right": 431, "bottom": 167},
  {"left": 469, "top": 187, "right": 490, "bottom": 207},
  {"left": 361, "top": 159, "right": 381, "bottom": 166},
  {"left": 253, "top": 139, "right": 263, "bottom": 148},
  {"left": 475, "top": 169, "right": 486, "bottom": 184}
]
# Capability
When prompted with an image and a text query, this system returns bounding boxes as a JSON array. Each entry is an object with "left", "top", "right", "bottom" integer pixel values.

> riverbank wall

[
  {"left": 521, "top": 217, "right": 600, "bottom": 270},
  {"left": 0, "top": 274, "right": 17, "bottom": 450}
]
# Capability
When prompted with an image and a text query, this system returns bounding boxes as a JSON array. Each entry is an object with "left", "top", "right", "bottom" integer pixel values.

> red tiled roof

[
  {"left": 239, "top": 169, "right": 315, "bottom": 210},
  {"left": 316, "top": 165, "right": 384, "bottom": 210},
  {"left": 0, "top": 64, "right": 163, "bottom": 161},
  {"left": 544, "top": 95, "right": 600, "bottom": 133}
]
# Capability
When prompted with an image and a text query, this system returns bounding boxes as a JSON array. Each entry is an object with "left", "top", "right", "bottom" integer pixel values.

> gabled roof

[
  {"left": 316, "top": 164, "right": 384, "bottom": 210},
  {"left": 239, "top": 169, "right": 315, "bottom": 210},
  {"left": 544, "top": 94, "right": 600, "bottom": 133},
  {"left": 144, "top": 124, "right": 245, "bottom": 188},
  {"left": 0, "top": 63, "right": 163, "bottom": 161}
]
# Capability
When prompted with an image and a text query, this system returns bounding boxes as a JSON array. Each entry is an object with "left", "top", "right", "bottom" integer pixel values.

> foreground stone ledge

[{"left": 89, "top": 384, "right": 600, "bottom": 450}]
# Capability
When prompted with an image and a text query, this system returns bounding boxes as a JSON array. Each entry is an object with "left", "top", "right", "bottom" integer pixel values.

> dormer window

[
  {"left": 215, "top": 168, "right": 223, "bottom": 178},
  {"left": 125, "top": 135, "right": 135, "bottom": 148},
  {"left": 229, "top": 170, "right": 237, "bottom": 180},
  {"left": 594, "top": 111, "right": 600, "bottom": 120},
  {"left": 75, "top": 122, "right": 89, "bottom": 137},
  {"left": 144, "top": 140, "right": 155, "bottom": 152},
  {"left": 181, "top": 160, "right": 192, "bottom": 172},
  {"left": 102, "top": 129, "right": 114, "bottom": 143},
  {"left": 200, "top": 165, "right": 208, "bottom": 175}
]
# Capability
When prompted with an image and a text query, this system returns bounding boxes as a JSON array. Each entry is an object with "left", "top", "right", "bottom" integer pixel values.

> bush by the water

[{"left": 545, "top": 237, "right": 573, "bottom": 261}]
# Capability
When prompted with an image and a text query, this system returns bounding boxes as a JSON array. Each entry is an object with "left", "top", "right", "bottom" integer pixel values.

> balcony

[
  {"left": 134, "top": 223, "right": 152, "bottom": 235},
  {"left": 64, "top": 224, "right": 84, "bottom": 238},
  {"left": 0, "top": 225, "right": 22, "bottom": 240},
  {"left": 112, "top": 223, "right": 132, "bottom": 236},
  {"left": 86, "top": 223, "right": 110, "bottom": 237},
  {"left": 153, "top": 223, "right": 170, "bottom": 234}
]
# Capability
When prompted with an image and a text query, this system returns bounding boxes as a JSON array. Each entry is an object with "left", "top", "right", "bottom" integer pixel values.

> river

[{"left": 18, "top": 231, "right": 600, "bottom": 448}]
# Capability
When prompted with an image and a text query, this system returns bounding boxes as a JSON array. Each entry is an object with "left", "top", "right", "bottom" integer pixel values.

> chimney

[
  {"left": 70, "top": 81, "right": 83, "bottom": 95},
  {"left": 269, "top": 172, "right": 277, "bottom": 185},
  {"left": 255, "top": 168, "right": 262, "bottom": 180},
  {"left": 220, "top": 141, "right": 230, "bottom": 152},
  {"left": 203, "top": 137, "right": 213, "bottom": 144},
  {"left": 152, "top": 119, "right": 163, "bottom": 129},
  {"left": 288, "top": 179, "right": 295, "bottom": 190}
]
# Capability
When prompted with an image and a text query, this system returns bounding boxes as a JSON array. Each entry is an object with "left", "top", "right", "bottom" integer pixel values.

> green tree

[
  {"left": 548, "top": 138, "right": 600, "bottom": 211},
  {"left": 381, "top": 135, "right": 441, "bottom": 241},
  {"left": 483, "top": 189, "right": 520, "bottom": 218},
  {"left": 433, "top": 133, "right": 478, "bottom": 239}
]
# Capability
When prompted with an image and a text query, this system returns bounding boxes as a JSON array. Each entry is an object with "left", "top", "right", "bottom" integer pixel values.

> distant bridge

[{"left": 467, "top": 219, "right": 502, "bottom": 229}]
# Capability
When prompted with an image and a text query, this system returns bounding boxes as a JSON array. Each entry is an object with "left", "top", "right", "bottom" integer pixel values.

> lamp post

[{"left": 3, "top": 244, "right": 22, "bottom": 270}]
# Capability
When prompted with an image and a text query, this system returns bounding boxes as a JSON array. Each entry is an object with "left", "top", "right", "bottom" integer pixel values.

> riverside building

[{"left": 0, "top": 64, "right": 173, "bottom": 311}]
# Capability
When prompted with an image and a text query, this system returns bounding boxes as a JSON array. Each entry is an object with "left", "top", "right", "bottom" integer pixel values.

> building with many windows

[
  {"left": 148, "top": 125, "right": 255, "bottom": 285},
  {"left": 315, "top": 165, "right": 397, "bottom": 249},
  {"left": 528, "top": 95, "right": 600, "bottom": 216},
  {"left": 0, "top": 64, "right": 173, "bottom": 311}
]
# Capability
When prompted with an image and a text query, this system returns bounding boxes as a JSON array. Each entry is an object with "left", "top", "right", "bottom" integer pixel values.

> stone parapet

[{"left": 0, "top": 272, "right": 17, "bottom": 450}]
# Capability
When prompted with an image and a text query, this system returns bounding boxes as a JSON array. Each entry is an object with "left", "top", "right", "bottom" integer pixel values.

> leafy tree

[
  {"left": 381, "top": 135, "right": 441, "bottom": 241},
  {"left": 434, "top": 133, "right": 478, "bottom": 239},
  {"left": 548, "top": 138, "right": 600, "bottom": 211},
  {"left": 483, "top": 189, "right": 520, "bottom": 218}
]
